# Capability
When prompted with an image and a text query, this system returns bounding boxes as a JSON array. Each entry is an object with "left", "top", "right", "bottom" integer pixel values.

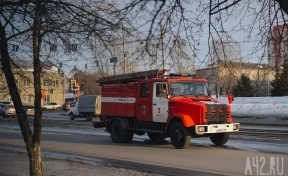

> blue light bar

[
  {"left": 169, "top": 73, "right": 182, "bottom": 76},
  {"left": 188, "top": 73, "right": 196, "bottom": 77},
  {"left": 169, "top": 73, "right": 197, "bottom": 77}
]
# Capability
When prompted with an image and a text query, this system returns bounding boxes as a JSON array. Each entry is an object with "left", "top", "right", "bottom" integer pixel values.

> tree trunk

[
  {"left": 30, "top": 144, "right": 44, "bottom": 176},
  {"left": 0, "top": 1, "right": 45, "bottom": 175},
  {"left": 31, "top": 0, "right": 44, "bottom": 175},
  {"left": 0, "top": 13, "right": 35, "bottom": 176}
]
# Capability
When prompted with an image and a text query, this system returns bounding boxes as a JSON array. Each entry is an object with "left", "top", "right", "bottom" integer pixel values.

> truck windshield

[{"left": 169, "top": 82, "right": 209, "bottom": 97}]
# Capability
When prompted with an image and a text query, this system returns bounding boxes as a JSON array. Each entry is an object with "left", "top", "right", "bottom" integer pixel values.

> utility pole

[
  {"left": 113, "top": 62, "right": 116, "bottom": 75},
  {"left": 73, "top": 66, "right": 76, "bottom": 101},
  {"left": 122, "top": 23, "right": 126, "bottom": 74},
  {"left": 193, "top": 43, "right": 196, "bottom": 71},
  {"left": 161, "top": 24, "right": 166, "bottom": 71},
  {"left": 131, "top": 46, "right": 133, "bottom": 73}
]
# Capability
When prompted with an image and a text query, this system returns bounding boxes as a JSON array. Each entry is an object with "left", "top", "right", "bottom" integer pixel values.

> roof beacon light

[
  {"left": 188, "top": 73, "right": 196, "bottom": 77},
  {"left": 169, "top": 73, "right": 182, "bottom": 77},
  {"left": 169, "top": 73, "right": 197, "bottom": 77}
]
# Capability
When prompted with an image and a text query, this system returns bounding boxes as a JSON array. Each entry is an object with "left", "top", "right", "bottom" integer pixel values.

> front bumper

[{"left": 195, "top": 123, "right": 240, "bottom": 134}]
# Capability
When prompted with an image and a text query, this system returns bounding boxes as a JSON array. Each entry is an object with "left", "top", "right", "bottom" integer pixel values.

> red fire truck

[{"left": 96, "top": 69, "right": 240, "bottom": 149}]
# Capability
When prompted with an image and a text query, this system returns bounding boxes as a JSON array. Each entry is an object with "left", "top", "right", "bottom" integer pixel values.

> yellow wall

[
  {"left": 0, "top": 70, "right": 64, "bottom": 105},
  {"left": 218, "top": 64, "right": 275, "bottom": 81}
]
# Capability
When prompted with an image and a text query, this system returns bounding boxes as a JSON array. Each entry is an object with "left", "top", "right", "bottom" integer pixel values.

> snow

[
  {"left": 65, "top": 92, "right": 84, "bottom": 99},
  {"left": 213, "top": 96, "right": 288, "bottom": 125},
  {"left": 65, "top": 93, "right": 76, "bottom": 99},
  {"left": 215, "top": 96, "right": 288, "bottom": 104}
]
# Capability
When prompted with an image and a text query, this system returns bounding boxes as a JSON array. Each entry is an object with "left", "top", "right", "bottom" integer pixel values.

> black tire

[
  {"left": 210, "top": 133, "right": 229, "bottom": 145},
  {"left": 69, "top": 113, "right": 75, "bottom": 120},
  {"left": 124, "top": 131, "right": 134, "bottom": 143},
  {"left": 147, "top": 132, "right": 166, "bottom": 142},
  {"left": 136, "top": 131, "right": 146, "bottom": 136},
  {"left": 85, "top": 114, "right": 92, "bottom": 121},
  {"left": 169, "top": 122, "right": 191, "bottom": 149},
  {"left": 110, "top": 119, "right": 132, "bottom": 143}
]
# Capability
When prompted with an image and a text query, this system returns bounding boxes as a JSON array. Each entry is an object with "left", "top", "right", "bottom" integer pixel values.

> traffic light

[
  {"left": 70, "top": 80, "right": 79, "bottom": 91},
  {"left": 71, "top": 80, "right": 76, "bottom": 90}
]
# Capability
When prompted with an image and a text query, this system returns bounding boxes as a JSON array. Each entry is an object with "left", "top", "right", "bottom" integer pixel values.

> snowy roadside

[
  {"left": 213, "top": 96, "right": 288, "bottom": 125},
  {"left": 0, "top": 148, "right": 163, "bottom": 176}
]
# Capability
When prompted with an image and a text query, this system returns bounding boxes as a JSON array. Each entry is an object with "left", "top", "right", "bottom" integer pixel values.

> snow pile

[
  {"left": 213, "top": 96, "right": 288, "bottom": 117},
  {"left": 216, "top": 96, "right": 288, "bottom": 104},
  {"left": 65, "top": 92, "right": 84, "bottom": 99},
  {"left": 230, "top": 104, "right": 288, "bottom": 117},
  {"left": 213, "top": 96, "right": 288, "bottom": 125}
]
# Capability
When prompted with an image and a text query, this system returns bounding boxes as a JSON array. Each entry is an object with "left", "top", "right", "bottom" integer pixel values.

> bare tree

[
  {"left": 168, "top": 37, "right": 196, "bottom": 74},
  {"left": 113, "top": 0, "right": 203, "bottom": 70},
  {"left": 0, "top": 1, "right": 121, "bottom": 175},
  {"left": 114, "top": 0, "right": 288, "bottom": 98},
  {"left": 71, "top": 69, "right": 102, "bottom": 95}
]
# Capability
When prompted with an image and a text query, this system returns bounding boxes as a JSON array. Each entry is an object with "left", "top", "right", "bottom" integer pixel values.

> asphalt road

[
  {"left": 0, "top": 111, "right": 287, "bottom": 176},
  {"left": 0, "top": 130, "right": 287, "bottom": 175}
]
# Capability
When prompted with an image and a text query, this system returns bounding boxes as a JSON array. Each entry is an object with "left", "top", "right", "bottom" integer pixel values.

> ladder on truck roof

[{"left": 96, "top": 69, "right": 166, "bottom": 84}]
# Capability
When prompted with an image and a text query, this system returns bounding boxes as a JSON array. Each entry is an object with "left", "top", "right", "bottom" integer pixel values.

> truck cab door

[
  {"left": 136, "top": 82, "right": 152, "bottom": 121},
  {"left": 70, "top": 101, "right": 79, "bottom": 116},
  {"left": 152, "top": 82, "right": 169, "bottom": 123}
]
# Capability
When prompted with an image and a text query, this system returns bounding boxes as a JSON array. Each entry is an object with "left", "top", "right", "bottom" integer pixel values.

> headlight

[
  {"left": 197, "top": 126, "right": 206, "bottom": 132},
  {"left": 233, "top": 124, "right": 239, "bottom": 130}
]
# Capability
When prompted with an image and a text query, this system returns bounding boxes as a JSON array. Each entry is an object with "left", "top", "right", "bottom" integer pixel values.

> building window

[
  {"left": 24, "top": 78, "right": 30, "bottom": 86},
  {"left": 46, "top": 95, "right": 51, "bottom": 103},
  {"left": 43, "top": 80, "right": 58, "bottom": 87},
  {"left": 141, "top": 83, "right": 149, "bottom": 98},
  {"left": 48, "top": 89, "right": 53, "bottom": 94},
  {"left": 24, "top": 94, "right": 31, "bottom": 103},
  {"left": 0, "top": 86, "right": 9, "bottom": 93}
]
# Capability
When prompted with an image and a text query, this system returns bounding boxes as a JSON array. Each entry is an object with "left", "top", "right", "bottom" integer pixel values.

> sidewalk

[{"left": 0, "top": 150, "right": 162, "bottom": 176}]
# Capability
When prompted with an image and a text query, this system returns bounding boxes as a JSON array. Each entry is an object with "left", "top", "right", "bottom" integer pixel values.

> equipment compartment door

[
  {"left": 136, "top": 82, "right": 152, "bottom": 121},
  {"left": 152, "top": 82, "right": 168, "bottom": 123}
]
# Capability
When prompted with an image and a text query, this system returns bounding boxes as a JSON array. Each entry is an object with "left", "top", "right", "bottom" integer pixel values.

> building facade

[
  {"left": 197, "top": 61, "right": 275, "bottom": 97},
  {"left": 268, "top": 24, "right": 288, "bottom": 66},
  {"left": 0, "top": 61, "right": 65, "bottom": 105}
]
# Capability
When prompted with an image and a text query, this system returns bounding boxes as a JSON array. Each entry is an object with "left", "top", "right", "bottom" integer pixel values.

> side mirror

[{"left": 208, "top": 89, "right": 212, "bottom": 96}]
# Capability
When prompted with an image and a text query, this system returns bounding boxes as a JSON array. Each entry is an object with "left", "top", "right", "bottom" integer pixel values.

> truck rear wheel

[
  {"left": 147, "top": 132, "right": 166, "bottom": 142},
  {"left": 124, "top": 131, "right": 134, "bottom": 143},
  {"left": 69, "top": 113, "right": 75, "bottom": 120},
  {"left": 210, "top": 133, "right": 229, "bottom": 145},
  {"left": 170, "top": 122, "right": 191, "bottom": 149},
  {"left": 110, "top": 119, "right": 133, "bottom": 143}
]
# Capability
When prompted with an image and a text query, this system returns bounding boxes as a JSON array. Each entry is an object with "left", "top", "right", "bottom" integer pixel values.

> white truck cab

[{"left": 69, "top": 95, "right": 101, "bottom": 121}]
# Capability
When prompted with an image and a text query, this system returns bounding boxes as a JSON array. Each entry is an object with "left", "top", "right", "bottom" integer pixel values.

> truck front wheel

[
  {"left": 147, "top": 132, "right": 166, "bottom": 142},
  {"left": 110, "top": 120, "right": 133, "bottom": 143},
  {"left": 210, "top": 133, "right": 229, "bottom": 145},
  {"left": 85, "top": 114, "right": 92, "bottom": 121},
  {"left": 170, "top": 122, "right": 191, "bottom": 149}
]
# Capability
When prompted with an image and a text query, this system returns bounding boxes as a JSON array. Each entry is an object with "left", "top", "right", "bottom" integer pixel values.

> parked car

[
  {"left": 62, "top": 102, "right": 71, "bottom": 111},
  {"left": 0, "top": 104, "right": 10, "bottom": 116},
  {"left": 41, "top": 102, "right": 61, "bottom": 110},
  {"left": 23, "top": 105, "right": 35, "bottom": 116},
  {"left": 0, "top": 101, "right": 13, "bottom": 106},
  {"left": 2, "top": 105, "right": 16, "bottom": 117}
]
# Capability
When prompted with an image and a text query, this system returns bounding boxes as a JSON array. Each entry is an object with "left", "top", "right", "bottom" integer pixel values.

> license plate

[{"left": 216, "top": 129, "right": 226, "bottom": 132}]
